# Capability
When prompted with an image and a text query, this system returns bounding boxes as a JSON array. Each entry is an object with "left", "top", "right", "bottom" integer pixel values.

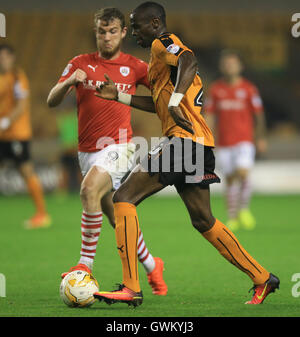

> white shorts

[
  {"left": 216, "top": 141, "right": 256, "bottom": 176},
  {"left": 78, "top": 143, "right": 136, "bottom": 190}
]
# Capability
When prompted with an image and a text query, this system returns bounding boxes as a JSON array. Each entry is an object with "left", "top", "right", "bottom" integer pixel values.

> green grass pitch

[{"left": 0, "top": 193, "right": 299, "bottom": 317}]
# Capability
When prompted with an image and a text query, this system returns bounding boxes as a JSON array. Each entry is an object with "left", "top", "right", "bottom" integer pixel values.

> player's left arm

[
  {"left": 0, "top": 99, "right": 27, "bottom": 133},
  {"left": 250, "top": 86, "right": 267, "bottom": 154},
  {"left": 0, "top": 77, "right": 28, "bottom": 133},
  {"left": 167, "top": 51, "right": 198, "bottom": 135},
  {"left": 254, "top": 112, "right": 267, "bottom": 154}
]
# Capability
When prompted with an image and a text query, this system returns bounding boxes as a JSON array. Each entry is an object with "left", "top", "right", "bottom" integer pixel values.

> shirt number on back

[{"left": 194, "top": 88, "right": 203, "bottom": 107}]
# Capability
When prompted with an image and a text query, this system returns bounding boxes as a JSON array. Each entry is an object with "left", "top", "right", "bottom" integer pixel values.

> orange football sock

[
  {"left": 25, "top": 174, "right": 46, "bottom": 215},
  {"left": 114, "top": 202, "right": 140, "bottom": 292},
  {"left": 202, "top": 219, "right": 269, "bottom": 285}
]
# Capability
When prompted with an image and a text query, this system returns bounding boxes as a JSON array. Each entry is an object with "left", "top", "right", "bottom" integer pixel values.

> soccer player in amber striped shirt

[
  {"left": 93, "top": 1, "right": 279, "bottom": 306},
  {"left": 0, "top": 44, "right": 50, "bottom": 228}
]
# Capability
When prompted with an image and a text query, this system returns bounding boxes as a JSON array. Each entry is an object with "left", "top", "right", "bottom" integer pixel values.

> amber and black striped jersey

[
  {"left": 148, "top": 33, "right": 214, "bottom": 147},
  {"left": 0, "top": 68, "right": 31, "bottom": 141}
]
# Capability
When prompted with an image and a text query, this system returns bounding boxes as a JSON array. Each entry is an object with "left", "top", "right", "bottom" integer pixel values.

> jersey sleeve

[
  {"left": 58, "top": 55, "right": 80, "bottom": 83},
  {"left": 135, "top": 58, "right": 150, "bottom": 88},
  {"left": 203, "top": 85, "right": 217, "bottom": 115},
  {"left": 248, "top": 84, "right": 264, "bottom": 115},
  {"left": 153, "top": 34, "right": 193, "bottom": 67}
]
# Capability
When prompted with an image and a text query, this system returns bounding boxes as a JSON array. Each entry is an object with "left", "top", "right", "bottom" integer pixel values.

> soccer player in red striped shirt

[
  {"left": 47, "top": 7, "right": 167, "bottom": 296},
  {"left": 204, "top": 49, "right": 267, "bottom": 231}
]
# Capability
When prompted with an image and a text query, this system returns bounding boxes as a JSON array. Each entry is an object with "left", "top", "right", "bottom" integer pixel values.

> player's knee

[
  {"left": 112, "top": 189, "right": 126, "bottom": 204},
  {"left": 18, "top": 161, "right": 35, "bottom": 179},
  {"left": 80, "top": 183, "right": 99, "bottom": 204},
  {"left": 112, "top": 188, "right": 140, "bottom": 205},
  {"left": 236, "top": 168, "right": 249, "bottom": 180},
  {"left": 191, "top": 216, "right": 215, "bottom": 233}
]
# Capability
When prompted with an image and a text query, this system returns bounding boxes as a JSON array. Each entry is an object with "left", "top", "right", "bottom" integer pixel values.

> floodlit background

[{"left": 1, "top": 0, "right": 300, "bottom": 194}]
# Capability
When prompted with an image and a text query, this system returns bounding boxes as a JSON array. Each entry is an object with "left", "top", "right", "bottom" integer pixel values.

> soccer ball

[{"left": 60, "top": 270, "right": 99, "bottom": 307}]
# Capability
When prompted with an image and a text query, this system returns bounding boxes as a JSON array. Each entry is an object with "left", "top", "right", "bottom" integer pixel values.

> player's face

[
  {"left": 95, "top": 18, "right": 127, "bottom": 59},
  {"left": 130, "top": 12, "right": 155, "bottom": 48},
  {"left": 0, "top": 50, "right": 15, "bottom": 73},
  {"left": 219, "top": 55, "right": 243, "bottom": 78}
]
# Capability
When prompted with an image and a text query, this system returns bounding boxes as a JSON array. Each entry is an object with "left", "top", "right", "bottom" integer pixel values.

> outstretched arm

[{"left": 94, "top": 74, "right": 156, "bottom": 113}]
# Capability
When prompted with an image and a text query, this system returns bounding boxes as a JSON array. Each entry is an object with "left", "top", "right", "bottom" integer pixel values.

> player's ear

[
  {"left": 151, "top": 18, "right": 160, "bottom": 30},
  {"left": 121, "top": 26, "right": 128, "bottom": 39}
]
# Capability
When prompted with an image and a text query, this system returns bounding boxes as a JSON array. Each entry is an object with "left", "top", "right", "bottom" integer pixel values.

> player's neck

[
  {"left": 224, "top": 75, "right": 242, "bottom": 86},
  {"left": 98, "top": 49, "right": 121, "bottom": 61},
  {"left": 156, "top": 27, "right": 168, "bottom": 38}
]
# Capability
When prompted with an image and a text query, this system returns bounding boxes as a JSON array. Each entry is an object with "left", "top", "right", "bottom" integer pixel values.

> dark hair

[
  {"left": 0, "top": 43, "right": 15, "bottom": 54},
  {"left": 134, "top": 1, "right": 166, "bottom": 25},
  {"left": 94, "top": 7, "right": 125, "bottom": 28}
]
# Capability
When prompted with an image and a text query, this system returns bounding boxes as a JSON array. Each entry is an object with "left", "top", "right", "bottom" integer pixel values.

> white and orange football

[{"left": 59, "top": 270, "right": 99, "bottom": 307}]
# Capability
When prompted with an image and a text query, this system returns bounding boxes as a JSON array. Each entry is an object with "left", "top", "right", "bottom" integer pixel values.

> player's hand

[
  {"left": 168, "top": 105, "right": 194, "bottom": 135},
  {"left": 0, "top": 117, "right": 11, "bottom": 133},
  {"left": 95, "top": 74, "right": 118, "bottom": 101},
  {"left": 67, "top": 69, "right": 87, "bottom": 86},
  {"left": 256, "top": 138, "right": 268, "bottom": 154}
]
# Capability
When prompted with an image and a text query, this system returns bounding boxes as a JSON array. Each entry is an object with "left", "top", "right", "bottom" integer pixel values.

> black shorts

[
  {"left": 141, "top": 137, "right": 220, "bottom": 192},
  {"left": 0, "top": 140, "right": 31, "bottom": 166}
]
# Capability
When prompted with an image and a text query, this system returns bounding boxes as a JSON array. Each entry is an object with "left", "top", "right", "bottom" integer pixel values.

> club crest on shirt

[
  {"left": 235, "top": 89, "right": 247, "bottom": 99},
  {"left": 120, "top": 66, "right": 130, "bottom": 77}
]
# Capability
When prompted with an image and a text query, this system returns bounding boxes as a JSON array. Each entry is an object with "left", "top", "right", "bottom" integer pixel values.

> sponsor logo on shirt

[
  {"left": 82, "top": 79, "right": 132, "bottom": 92},
  {"left": 217, "top": 99, "right": 246, "bottom": 110},
  {"left": 166, "top": 44, "right": 180, "bottom": 54},
  {"left": 88, "top": 65, "right": 98, "bottom": 72}
]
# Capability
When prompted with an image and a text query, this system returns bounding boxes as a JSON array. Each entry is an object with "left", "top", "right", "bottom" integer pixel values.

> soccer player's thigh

[
  {"left": 80, "top": 166, "right": 112, "bottom": 200},
  {"left": 176, "top": 184, "right": 215, "bottom": 233},
  {"left": 78, "top": 151, "right": 113, "bottom": 204},
  {"left": 234, "top": 142, "right": 255, "bottom": 179},
  {"left": 113, "top": 164, "right": 165, "bottom": 206},
  {"left": 12, "top": 141, "right": 33, "bottom": 178}
]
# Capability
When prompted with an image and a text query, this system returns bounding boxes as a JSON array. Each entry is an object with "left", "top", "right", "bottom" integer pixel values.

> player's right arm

[
  {"left": 47, "top": 69, "right": 87, "bottom": 107},
  {"left": 95, "top": 74, "right": 156, "bottom": 113}
]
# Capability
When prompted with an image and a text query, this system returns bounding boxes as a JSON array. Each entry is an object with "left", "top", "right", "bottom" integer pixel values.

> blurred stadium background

[
  {"left": 1, "top": 0, "right": 300, "bottom": 195},
  {"left": 1, "top": 0, "right": 300, "bottom": 318}
]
